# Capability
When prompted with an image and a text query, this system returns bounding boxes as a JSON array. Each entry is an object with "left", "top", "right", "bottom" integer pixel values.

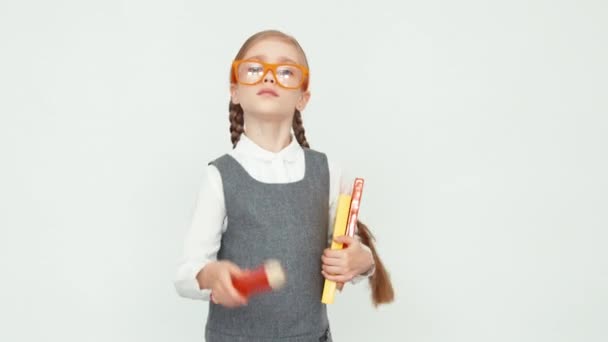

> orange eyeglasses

[{"left": 231, "top": 59, "right": 309, "bottom": 90}]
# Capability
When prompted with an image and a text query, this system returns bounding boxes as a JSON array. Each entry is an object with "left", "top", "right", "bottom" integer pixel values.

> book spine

[
  {"left": 345, "top": 178, "right": 365, "bottom": 237},
  {"left": 321, "top": 193, "right": 352, "bottom": 304}
]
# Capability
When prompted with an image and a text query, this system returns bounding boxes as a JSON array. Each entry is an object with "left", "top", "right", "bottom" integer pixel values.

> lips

[{"left": 257, "top": 88, "right": 279, "bottom": 97}]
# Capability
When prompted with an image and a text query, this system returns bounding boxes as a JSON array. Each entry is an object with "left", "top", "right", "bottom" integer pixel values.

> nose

[{"left": 263, "top": 69, "right": 276, "bottom": 84}]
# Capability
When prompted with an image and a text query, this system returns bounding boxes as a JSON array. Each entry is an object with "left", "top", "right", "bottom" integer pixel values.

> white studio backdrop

[{"left": 1, "top": 1, "right": 607, "bottom": 341}]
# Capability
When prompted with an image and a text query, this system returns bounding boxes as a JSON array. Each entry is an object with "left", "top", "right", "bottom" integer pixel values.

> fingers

[
  {"left": 213, "top": 284, "right": 248, "bottom": 307},
  {"left": 333, "top": 235, "right": 357, "bottom": 246},
  {"left": 323, "top": 237, "right": 372, "bottom": 279},
  {"left": 322, "top": 264, "right": 344, "bottom": 274},
  {"left": 321, "top": 254, "right": 353, "bottom": 281},
  {"left": 322, "top": 270, "right": 353, "bottom": 283},
  {"left": 323, "top": 248, "right": 346, "bottom": 259},
  {"left": 211, "top": 263, "right": 248, "bottom": 308},
  {"left": 321, "top": 248, "right": 350, "bottom": 277},
  {"left": 224, "top": 285, "right": 248, "bottom": 307},
  {"left": 227, "top": 263, "right": 247, "bottom": 278},
  {"left": 221, "top": 272, "right": 248, "bottom": 307},
  {"left": 321, "top": 253, "right": 345, "bottom": 267}
]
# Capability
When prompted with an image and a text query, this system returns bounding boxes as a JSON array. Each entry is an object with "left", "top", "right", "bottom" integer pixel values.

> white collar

[{"left": 234, "top": 133, "right": 301, "bottom": 162}]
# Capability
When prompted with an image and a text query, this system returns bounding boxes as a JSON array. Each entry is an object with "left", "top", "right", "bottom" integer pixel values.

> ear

[
  {"left": 230, "top": 83, "right": 239, "bottom": 105},
  {"left": 296, "top": 90, "right": 311, "bottom": 111}
]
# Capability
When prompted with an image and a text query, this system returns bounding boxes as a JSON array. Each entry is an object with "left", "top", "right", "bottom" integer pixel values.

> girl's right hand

[{"left": 197, "top": 260, "right": 248, "bottom": 308}]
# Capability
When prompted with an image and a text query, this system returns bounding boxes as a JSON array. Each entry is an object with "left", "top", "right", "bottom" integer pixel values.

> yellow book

[{"left": 321, "top": 193, "right": 352, "bottom": 304}]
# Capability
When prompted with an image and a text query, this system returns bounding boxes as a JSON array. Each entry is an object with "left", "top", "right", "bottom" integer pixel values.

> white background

[{"left": 1, "top": 1, "right": 607, "bottom": 341}]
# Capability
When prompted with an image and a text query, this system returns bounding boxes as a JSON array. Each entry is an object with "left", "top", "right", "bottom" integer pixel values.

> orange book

[{"left": 345, "top": 178, "right": 365, "bottom": 237}]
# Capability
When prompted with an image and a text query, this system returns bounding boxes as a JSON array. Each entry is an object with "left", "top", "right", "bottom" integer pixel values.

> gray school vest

[{"left": 205, "top": 148, "right": 333, "bottom": 342}]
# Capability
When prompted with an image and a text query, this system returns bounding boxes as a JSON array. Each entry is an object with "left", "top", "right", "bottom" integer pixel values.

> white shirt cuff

[{"left": 174, "top": 261, "right": 212, "bottom": 301}]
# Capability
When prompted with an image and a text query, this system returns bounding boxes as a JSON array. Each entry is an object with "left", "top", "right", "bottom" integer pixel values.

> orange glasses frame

[{"left": 231, "top": 59, "right": 310, "bottom": 90}]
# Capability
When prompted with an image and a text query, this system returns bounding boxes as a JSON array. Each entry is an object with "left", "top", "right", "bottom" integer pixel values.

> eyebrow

[{"left": 246, "top": 55, "right": 301, "bottom": 65}]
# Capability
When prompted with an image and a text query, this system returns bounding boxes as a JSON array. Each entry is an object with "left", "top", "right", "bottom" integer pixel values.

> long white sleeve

[{"left": 173, "top": 165, "right": 226, "bottom": 300}]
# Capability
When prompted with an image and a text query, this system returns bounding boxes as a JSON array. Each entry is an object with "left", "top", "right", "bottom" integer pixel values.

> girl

[{"left": 174, "top": 29, "right": 393, "bottom": 342}]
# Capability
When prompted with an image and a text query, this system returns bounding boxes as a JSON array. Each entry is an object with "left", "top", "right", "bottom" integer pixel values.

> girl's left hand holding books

[{"left": 321, "top": 235, "right": 374, "bottom": 283}]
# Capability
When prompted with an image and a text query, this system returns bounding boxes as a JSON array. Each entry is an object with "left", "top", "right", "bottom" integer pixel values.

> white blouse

[{"left": 174, "top": 133, "right": 374, "bottom": 300}]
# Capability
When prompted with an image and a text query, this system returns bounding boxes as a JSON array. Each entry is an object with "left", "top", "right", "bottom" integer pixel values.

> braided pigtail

[
  {"left": 292, "top": 109, "right": 310, "bottom": 148},
  {"left": 229, "top": 101, "right": 245, "bottom": 148},
  {"left": 357, "top": 220, "right": 395, "bottom": 307}
]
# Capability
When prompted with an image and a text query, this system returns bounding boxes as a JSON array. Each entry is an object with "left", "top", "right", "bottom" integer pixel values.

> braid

[
  {"left": 229, "top": 101, "right": 245, "bottom": 148},
  {"left": 356, "top": 220, "right": 395, "bottom": 307},
  {"left": 292, "top": 109, "right": 310, "bottom": 148}
]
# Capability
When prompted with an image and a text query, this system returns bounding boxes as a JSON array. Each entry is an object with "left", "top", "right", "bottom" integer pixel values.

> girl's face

[{"left": 230, "top": 38, "right": 310, "bottom": 120}]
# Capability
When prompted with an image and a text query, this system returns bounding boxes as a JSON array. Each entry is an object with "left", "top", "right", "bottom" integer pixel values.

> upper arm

[{"left": 182, "top": 164, "right": 227, "bottom": 262}]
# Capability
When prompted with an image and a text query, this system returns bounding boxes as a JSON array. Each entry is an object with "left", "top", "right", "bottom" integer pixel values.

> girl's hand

[
  {"left": 321, "top": 235, "right": 374, "bottom": 283},
  {"left": 197, "top": 260, "right": 248, "bottom": 308}
]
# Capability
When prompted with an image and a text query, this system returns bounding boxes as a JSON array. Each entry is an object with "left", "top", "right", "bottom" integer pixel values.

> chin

[{"left": 247, "top": 104, "right": 293, "bottom": 120}]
